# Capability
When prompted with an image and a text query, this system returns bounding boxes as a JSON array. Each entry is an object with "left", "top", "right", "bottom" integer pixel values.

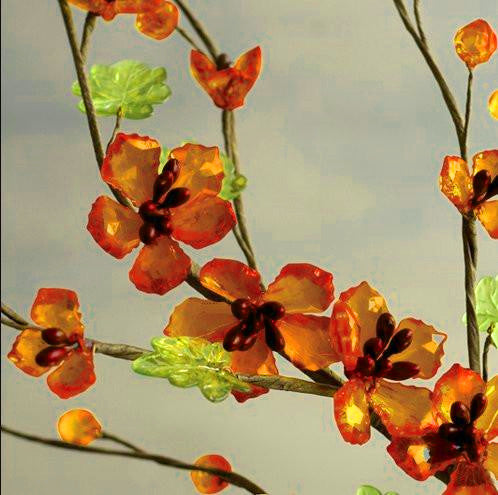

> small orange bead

[
  {"left": 191, "top": 454, "right": 232, "bottom": 494},
  {"left": 489, "top": 90, "right": 498, "bottom": 119},
  {"left": 454, "top": 19, "right": 497, "bottom": 68},
  {"left": 57, "top": 409, "right": 102, "bottom": 446}
]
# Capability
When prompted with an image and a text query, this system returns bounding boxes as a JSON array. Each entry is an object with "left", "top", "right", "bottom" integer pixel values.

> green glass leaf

[
  {"left": 131, "top": 336, "right": 250, "bottom": 402},
  {"left": 219, "top": 153, "right": 247, "bottom": 200},
  {"left": 356, "top": 486, "right": 382, "bottom": 495},
  {"left": 72, "top": 60, "right": 171, "bottom": 120}
]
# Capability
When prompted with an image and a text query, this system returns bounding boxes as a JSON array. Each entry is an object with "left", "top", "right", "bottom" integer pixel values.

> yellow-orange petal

[
  {"left": 87, "top": 196, "right": 142, "bottom": 259},
  {"left": 7, "top": 329, "right": 50, "bottom": 377},
  {"left": 370, "top": 381, "right": 436, "bottom": 438},
  {"left": 477, "top": 201, "right": 498, "bottom": 239},
  {"left": 278, "top": 314, "right": 339, "bottom": 371},
  {"left": 31, "top": 288, "right": 84, "bottom": 338},
  {"left": 47, "top": 348, "right": 96, "bottom": 399},
  {"left": 169, "top": 143, "right": 224, "bottom": 198},
  {"left": 432, "top": 364, "right": 486, "bottom": 424},
  {"left": 489, "top": 90, "right": 498, "bottom": 120},
  {"left": 69, "top": 0, "right": 117, "bottom": 20},
  {"left": 472, "top": 149, "right": 498, "bottom": 181},
  {"left": 443, "top": 461, "right": 498, "bottom": 495},
  {"left": 57, "top": 409, "right": 102, "bottom": 446},
  {"left": 264, "top": 263, "right": 334, "bottom": 314},
  {"left": 339, "top": 281, "right": 389, "bottom": 350},
  {"left": 129, "top": 236, "right": 191, "bottom": 295},
  {"left": 171, "top": 192, "right": 236, "bottom": 249},
  {"left": 454, "top": 19, "right": 497, "bottom": 69},
  {"left": 101, "top": 133, "right": 161, "bottom": 207},
  {"left": 484, "top": 442, "right": 498, "bottom": 478},
  {"left": 333, "top": 378, "right": 371, "bottom": 445},
  {"left": 439, "top": 156, "right": 473, "bottom": 213},
  {"left": 476, "top": 375, "right": 498, "bottom": 440},
  {"left": 390, "top": 318, "right": 447, "bottom": 379},
  {"left": 199, "top": 258, "right": 263, "bottom": 302},
  {"left": 164, "top": 298, "right": 236, "bottom": 341},
  {"left": 135, "top": 1, "right": 178, "bottom": 40},
  {"left": 191, "top": 454, "right": 231, "bottom": 494}
]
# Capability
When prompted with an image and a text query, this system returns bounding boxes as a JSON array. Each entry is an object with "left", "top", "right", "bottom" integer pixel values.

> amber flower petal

[
  {"left": 87, "top": 196, "right": 142, "bottom": 259},
  {"left": 476, "top": 375, "right": 498, "bottom": 440},
  {"left": 47, "top": 348, "right": 96, "bottom": 399},
  {"left": 31, "top": 288, "right": 84, "bottom": 338},
  {"left": 69, "top": 0, "right": 117, "bottom": 20},
  {"left": 58, "top": 409, "right": 102, "bottom": 446},
  {"left": 164, "top": 298, "right": 236, "bottom": 341},
  {"left": 489, "top": 91, "right": 498, "bottom": 120},
  {"left": 472, "top": 150, "right": 498, "bottom": 181},
  {"left": 477, "top": 201, "right": 498, "bottom": 239},
  {"left": 443, "top": 461, "right": 498, "bottom": 495},
  {"left": 333, "top": 378, "right": 371, "bottom": 445},
  {"left": 191, "top": 454, "right": 231, "bottom": 494},
  {"left": 135, "top": 1, "right": 178, "bottom": 40},
  {"left": 101, "top": 133, "right": 161, "bottom": 207},
  {"left": 483, "top": 442, "right": 498, "bottom": 479},
  {"left": 439, "top": 156, "right": 473, "bottom": 213},
  {"left": 199, "top": 259, "right": 263, "bottom": 302},
  {"left": 129, "top": 236, "right": 191, "bottom": 295},
  {"left": 7, "top": 329, "right": 50, "bottom": 377},
  {"left": 278, "top": 314, "right": 338, "bottom": 371},
  {"left": 264, "top": 263, "right": 334, "bottom": 314},
  {"left": 454, "top": 19, "right": 497, "bottom": 69}
]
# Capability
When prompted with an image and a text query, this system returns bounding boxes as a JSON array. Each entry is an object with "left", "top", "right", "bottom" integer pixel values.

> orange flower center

[
  {"left": 471, "top": 170, "right": 497, "bottom": 207},
  {"left": 35, "top": 328, "right": 79, "bottom": 367},
  {"left": 223, "top": 299, "right": 286, "bottom": 352}
]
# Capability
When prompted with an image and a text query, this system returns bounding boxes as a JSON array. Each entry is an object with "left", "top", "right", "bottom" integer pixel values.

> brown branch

[
  {"left": 101, "top": 431, "right": 145, "bottom": 453},
  {"left": 175, "top": 26, "right": 203, "bottom": 52},
  {"left": 1, "top": 303, "right": 28, "bottom": 326},
  {"left": 80, "top": 12, "right": 97, "bottom": 64},
  {"left": 413, "top": 0, "right": 427, "bottom": 47},
  {"left": 106, "top": 109, "right": 123, "bottom": 151},
  {"left": 1, "top": 318, "right": 27, "bottom": 331},
  {"left": 1, "top": 426, "right": 266, "bottom": 494},
  {"left": 482, "top": 332, "right": 493, "bottom": 382}
]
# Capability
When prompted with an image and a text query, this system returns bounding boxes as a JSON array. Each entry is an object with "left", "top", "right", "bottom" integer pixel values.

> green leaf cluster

[
  {"left": 356, "top": 485, "right": 399, "bottom": 495},
  {"left": 132, "top": 336, "right": 250, "bottom": 402},
  {"left": 219, "top": 153, "right": 247, "bottom": 200}
]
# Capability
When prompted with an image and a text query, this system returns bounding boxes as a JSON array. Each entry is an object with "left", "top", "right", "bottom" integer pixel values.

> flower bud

[
  {"left": 259, "top": 301, "right": 285, "bottom": 320},
  {"left": 355, "top": 356, "right": 376, "bottom": 377},
  {"left": 264, "top": 319, "right": 285, "bottom": 352},
  {"left": 35, "top": 346, "right": 68, "bottom": 367},
  {"left": 363, "top": 337, "right": 384, "bottom": 359},
  {"left": 231, "top": 298, "right": 253, "bottom": 319},
  {"left": 162, "top": 187, "right": 190, "bottom": 208},
  {"left": 470, "top": 393, "right": 487, "bottom": 421},
  {"left": 376, "top": 312, "right": 396, "bottom": 342},
  {"left": 438, "top": 423, "right": 461, "bottom": 443},
  {"left": 375, "top": 358, "right": 393, "bottom": 377},
  {"left": 139, "top": 223, "right": 158, "bottom": 245},
  {"left": 454, "top": 19, "right": 497, "bottom": 69},
  {"left": 222, "top": 325, "right": 244, "bottom": 351},
  {"left": 41, "top": 328, "right": 68, "bottom": 346},
  {"left": 238, "top": 332, "right": 258, "bottom": 351},
  {"left": 472, "top": 170, "right": 491, "bottom": 204},
  {"left": 382, "top": 361, "right": 420, "bottom": 381},
  {"left": 138, "top": 200, "right": 161, "bottom": 221},
  {"left": 162, "top": 158, "right": 180, "bottom": 180},
  {"left": 153, "top": 172, "right": 174, "bottom": 203},
  {"left": 384, "top": 328, "right": 413, "bottom": 356},
  {"left": 450, "top": 401, "right": 471, "bottom": 426}
]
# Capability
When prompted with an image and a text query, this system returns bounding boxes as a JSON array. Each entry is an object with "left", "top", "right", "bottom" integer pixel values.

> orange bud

[
  {"left": 454, "top": 19, "right": 497, "bottom": 68},
  {"left": 57, "top": 409, "right": 102, "bottom": 446},
  {"left": 191, "top": 454, "right": 232, "bottom": 494},
  {"left": 489, "top": 90, "right": 498, "bottom": 120}
]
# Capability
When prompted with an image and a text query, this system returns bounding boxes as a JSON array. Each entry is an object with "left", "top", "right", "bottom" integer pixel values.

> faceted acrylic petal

[
  {"left": 454, "top": 19, "right": 497, "bottom": 68},
  {"left": 278, "top": 314, "right": 339, "bottom": 371},
  {"left": 489, "top": 91, "right": 498, "bottom": 120},
  {"left": 439, "top": 156, "right": 473, "bottom": 213},
  {"left": 443, "top": 461, "right": 498, "bottom": 495},
  {"left": 171, "top": 192, "right": 236, "bottom": 249},
  {"left": 101, "top": 133, "right": 161, "bottom": 207},
  {"left": 164, "top": 298, "right": 236, "bottom": 341},
  {"left": 476, "top": 375, "right": 498, "bottom": 440},
  {"left": 370, "top": 380, "right": 436, "bottom": 438},
  {"left": 47, "top": 348, "right": 96, "bottom": 399},
  {"left": 472, "top": 150, "right": 498, "bottom": 182},
  {"left": 87, "top": 196, "right": 141, "bottom": 259},
  {"left": 477, "top": 201, "right": 498, "bottom": 239},
  {"left": 31, "top": 288, "right": 84, "bottom": 338},
  {"left": 7, "top": 329, "right": 50, "bottom": 377},
  {"left": 483, "top": 442, "right": 498, "bottom": 478},
  {"left": 333, "top": 379, "right": 371, "bottom": 445},
  {"left": 199, "top": 259, "right": 263, "bottom": 302},
  {"left": 135, "top": 1, "right": 178, "bottom": 40},
  {"left": 58, "top": 409, "right": 102, "bottom": 446},
  {"left": 68, "top": 0, "right": 117, "bottom": 20},
  {"left": 264, "top": 263, "right": 334, "bottom": 314},
  {"left": 191, "top": 454, "right": 231, "bottom": 494},
  {"left": 432, "top": 364, "right": 486, "bottom": 424},
  {"left": 389, "top": 318, "right": 447, "bottom": 379},
  {"left": 129, "top": 236, "right": 191, "bottom": 295}
]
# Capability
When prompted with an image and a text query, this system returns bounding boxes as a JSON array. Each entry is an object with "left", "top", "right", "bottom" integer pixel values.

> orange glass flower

[
  {"left": 164, "top": 258, "right": 338, "bottom": 402},
  {"left": 58, "top": 409, "right": 102, "bottom": 446},
  {"left": 87, "top": 133, "right": 236, "bottom": 295},
  {"left": 329, "top": 281, "right": 447, "bottom": 444},
  {"left": 68, "top": 0, "right": 179, "bottom": 40},
  {"left": 454, "top": 19, "right": 497, "bottom": 69},
  {"left": 489, "top": 90, "right": 498, "bottom": 120},
  {"left": 7, "top": 289, "right": 96, "bottom": 399},
  {"left": 190, "top": 47, "right": 262, "bottom": 110},
  {"left": 191, "top": 454, "right": 231, "bottom": 494},
  {"left": 439, "top": 150, "right": 498, "bottom": 239},
  {"left": 387, "top": 364, "right": 498, "bottom": 495}
]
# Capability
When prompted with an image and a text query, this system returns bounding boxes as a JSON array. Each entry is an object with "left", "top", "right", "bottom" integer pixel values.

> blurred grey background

[{"left": 1, "top": 1, "right": 497, "bottom": 494}]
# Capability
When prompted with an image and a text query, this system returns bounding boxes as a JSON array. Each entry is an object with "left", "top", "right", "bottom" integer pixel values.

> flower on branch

[
  {"left": 329, "top": 281, "right": 447, "bottom": 445},
  {"left": 164, "top": 259, "right": 338, "bottom": 402},
  {"left": 191, "top": 454, "right": 232, "bottom": 494},
  {"left": 454, "top": 19, "right": 497, "bottom": 69},
  {"left": 58, "top": 409, "right": 102, "bottom": 446},
  {"left": 387, "top": 364, "right": 497, "bottom": 495},
  {"left": 87, "top": 133, "right": 236, "bottom": 295},
  {"left": 439, "top": 150, "right": 498, "bottom": 239},
  {"left": 190, "top": 47, "right": 262, "bottom": 110},
  {"left": 7, "top": 289, "right": 96, "bottom": 399},
  {"left": 68, "top": 0, "right": 179, "bottom": 40}
]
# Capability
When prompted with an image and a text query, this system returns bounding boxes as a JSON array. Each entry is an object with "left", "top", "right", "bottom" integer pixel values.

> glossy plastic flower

[
  {"left": 58, "top": 409, "right": 102, "bottom": 446},
  {"left": 190, "top": 47, "right": 262, "bottom": 110},
  {"left": 68, "top": 0, "right": 179, "bottom": 40},
  {"left": 387, "top": 364, "right": 498, "bottom": 495},
  {"left": 164, "top": 259, "right": 338, "bottom": 402},
  {"left": 87, "top": 133, "right": 236, "bottom": 295},
  {"left": 329, "top": 281, "right": 447, "bottom": 444},
  {"left": 7, "top": 289, "right": 96, "bottom": 399},
  {"left": 454, "top": 19, "right": 497, "bottom": 68},
  {"left": 191, "top": 454, "right": 232, "bottom": 494},
  {"left": 439, "top": 151, "right": 498, "bottom": 239}
]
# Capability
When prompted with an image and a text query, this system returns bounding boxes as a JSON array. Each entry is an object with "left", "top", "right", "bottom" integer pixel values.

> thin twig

[
  {"left": 413, "top": 0, "right": 427, "bottom": 47},
  {"left": 175, "top": 26, "right": 203, "bottom": 52},
  {"left": 1, "top": 318, "right": 27, "bottom": 331},
  {"left": 106, "top": 109, "right": 123, "bottom": 151},
  {"left": 1, "top": 426, "right": 266, "bottom": 494},
  {"left": 80, "top": 12, "right": 97, "bottom": 65},
  {"left": 1, "top": 303, "right": 28, "bottom": 326},
  {"left": 101, "top": 431, "right": 145, "bottom": 453},
  {"left": 482, "top": 332, "right": 493, "bottom": 382},
  {"left": 462, "top": 68, "right": 473, "bottom": 160}
]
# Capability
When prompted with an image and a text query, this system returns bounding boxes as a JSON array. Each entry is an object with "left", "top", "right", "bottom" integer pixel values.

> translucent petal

[
  {"left": 483, "top": 442, "right": 498, "bottom": 478},
  {"left": 68, "top": 1, "right": 117, "bottom": 20},
  {"left": 489, "top": 91, "right": 498, "bottom": 120},
  {"left": 454, "top": 19, "right": 497, "bottom": 68},
  {"left": 191, "top": 454, "right": 231, "bottom": 494},
  {"left": 477, "top": 201, "right": 498, "bottom": 239},
  {"left": 439, "top": 156, "right": 473, "bottom": 213},
  {"left": 135, "top": 1, "right": 178, "bottom": 40},
  {"left": 472, "top": 150, "right": 498, "bottom": 182},
  {"left": 58, "top": 409, "right": 102, "bottom": 446},
  {"left": 7, "top": 329, "right": 50, "bottom": 377},
  {"left": 476, "top": 375, "right": 498, "bottom": 440},
  {"left": 443, "top": 461, "right": 498, "bottom": 495}
]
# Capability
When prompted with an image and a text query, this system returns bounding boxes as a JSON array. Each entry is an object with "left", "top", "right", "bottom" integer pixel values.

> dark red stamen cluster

[
  {"left": 223, "top": 299, "right": 286, "bottom": 352},
  {"left": 35, "top": 328, "right": 76, "bottom": 367},
  {"left": 438, "top": 393, "right": 488, "bottom": 462},
  {"left": 471, "top": 170, "right": 497, "bottom": 207},
  {"left": 138, "top": 158, "right": 190, "bottom": 245},
  {"left": 345, "top": 312, "right": 420, "bottom": 381}
]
